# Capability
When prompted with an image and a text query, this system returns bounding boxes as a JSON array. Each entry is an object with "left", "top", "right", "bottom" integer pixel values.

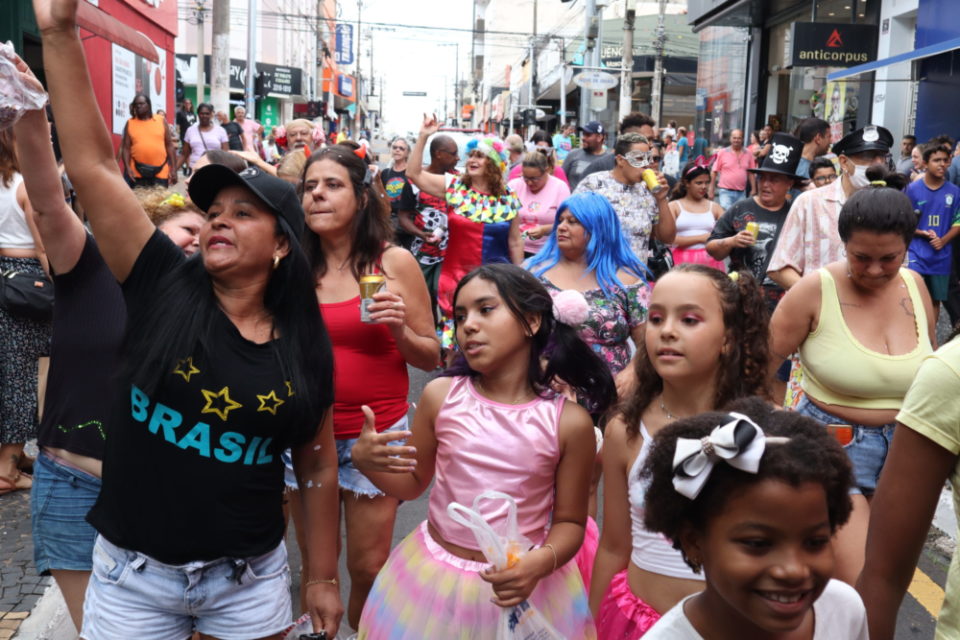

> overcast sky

[{"left": 341, "top": 0, "right": 475, "bottom": 135}]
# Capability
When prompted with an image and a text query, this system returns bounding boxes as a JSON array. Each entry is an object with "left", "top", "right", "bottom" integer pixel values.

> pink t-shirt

[
  {"left": 713, "top": 147, "right": 756, "bottom": 191},
  {"left": 508, "top": 174, "right": 571, "bottom": 255},
  {"left": 237, "top": 118, "right": 261, "bottom": 152}
]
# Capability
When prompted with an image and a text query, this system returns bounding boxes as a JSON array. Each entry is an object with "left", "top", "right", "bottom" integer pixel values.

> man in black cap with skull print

[
  {"left": 706, "top": 132, "right": 806, "bottom": 312},
  {"left": 767, "top": 125, "right": 894, "bottom": 290}
]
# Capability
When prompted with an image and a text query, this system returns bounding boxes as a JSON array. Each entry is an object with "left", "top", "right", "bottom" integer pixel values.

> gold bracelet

[
  {"left": 542, "top": 543, "right": 558, "bottom": 573},
  {"left": 304, "top": 577, "right": 338, "bottom": 588}
]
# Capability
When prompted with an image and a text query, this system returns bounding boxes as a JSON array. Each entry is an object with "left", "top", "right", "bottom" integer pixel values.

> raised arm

[
  {"left": 407, "top": 114, "right": 446, "bottom": 198},
  {"left": 33, "top": 0, "right": 155, "bottom": 282},
  {"left": 11, "top": 60, "right": 87, "bottom": 273}
]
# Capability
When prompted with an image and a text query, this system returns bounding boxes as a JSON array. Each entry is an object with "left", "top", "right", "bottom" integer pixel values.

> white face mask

[{"left": 847, "top": 162, "right": 871, "bottom": 189}]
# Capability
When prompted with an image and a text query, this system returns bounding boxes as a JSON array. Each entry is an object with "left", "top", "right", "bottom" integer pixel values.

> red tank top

[{"left": 320, "top": 297, "right": 409, "bottom": 439}]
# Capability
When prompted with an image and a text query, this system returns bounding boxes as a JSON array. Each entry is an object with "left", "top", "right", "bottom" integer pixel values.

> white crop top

[
  {"left": 0, "top": 174, "right": 34, "bottom": 249},
  {"left": 629, "top": 422, "right": 705, "bottom": 581},
  {"left": 673, "top": 204, "right": 716, "bottom": 250}
]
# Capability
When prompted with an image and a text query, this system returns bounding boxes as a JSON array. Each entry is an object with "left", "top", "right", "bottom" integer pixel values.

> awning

[
  {"left": 827, "top": 36, "right": 960, "bottom": 82},
  {"left": 77, "top": 1, "right": 159, "bottom": 63}
]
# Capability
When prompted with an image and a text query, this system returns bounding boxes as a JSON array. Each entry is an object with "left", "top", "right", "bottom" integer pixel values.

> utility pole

[
  {"left": 211, "top": 0, "right": 230, "bottom": 113},
  {"left": 619, "top": 0, "right": 634, "bottom": 121},
  {"left": 531, "top": 0, "right": 538, "bottom": 112},
  {"left": 651, "top": 0, "right": 667, "bottom": 125},
  {"left": 195, "top": 1, "right": 205, "bottom": 103},
  {"left": 454, "top": 43, "right": 460, "bottom": 127},
  {"left": 578, "top": 0, "right": 598, "bottom": 127},
  {"left": 245, "top": 0, "right": 256, "bottom": 116},
  {"left": 353, "top": 0, "right": 362, "bottom": 137}
]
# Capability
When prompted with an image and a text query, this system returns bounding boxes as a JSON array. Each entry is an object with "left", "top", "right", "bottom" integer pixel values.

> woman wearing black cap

[{"left": 33, "top": 0, "right": 343, "bottom": 637}]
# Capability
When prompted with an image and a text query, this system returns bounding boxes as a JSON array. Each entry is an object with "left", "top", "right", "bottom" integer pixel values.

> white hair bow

[{"left": 672, "top": 412, "right": 782, "bottom": 500}]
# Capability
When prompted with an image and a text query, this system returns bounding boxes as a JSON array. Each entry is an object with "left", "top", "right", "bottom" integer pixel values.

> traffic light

[{"left": 255, "top": 72, "right": 267, "bottom": 99}]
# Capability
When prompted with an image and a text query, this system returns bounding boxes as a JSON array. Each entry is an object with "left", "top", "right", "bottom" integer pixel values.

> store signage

[
  {"left": 338, "top": 74, "right": 354, "bottom": 98},
  {"left": 335, "top": 24, "right": 354, "bottom": 65},
  {"left": 112, "top": 43, "right": 167, "bottom": 135},
  {"left": 174, "top": 55, "right": 302, "bottom": 96},
  {"left": 574, "top": 71, "right": 618, "bottom": 90},
  {"left": 789, "top": 22, "right": 877, "bottom": 67}
]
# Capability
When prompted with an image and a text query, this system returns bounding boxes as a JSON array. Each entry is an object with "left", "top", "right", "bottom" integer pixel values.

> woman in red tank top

[{"left": 299, "top": 144, "right": 439, "bottom": 630}]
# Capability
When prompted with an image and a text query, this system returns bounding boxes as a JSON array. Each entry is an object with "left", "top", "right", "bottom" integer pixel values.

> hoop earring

[{"left": 272, "top": 254, "right": 280, "bottom": 270}]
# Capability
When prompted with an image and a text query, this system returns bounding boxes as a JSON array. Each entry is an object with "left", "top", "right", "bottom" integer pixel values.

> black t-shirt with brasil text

[
  {"left": 87, "top": 230, "right": 326, "bottom": 563},
  {"left": 708, "top": 196, "right": 790, "bottom": 310}
]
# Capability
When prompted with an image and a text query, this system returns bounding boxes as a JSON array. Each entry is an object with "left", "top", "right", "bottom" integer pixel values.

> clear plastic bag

[
  {"left": 446, "top": 491, "right": 565, "bottom": 640},
  {"left": 0, "top": 41, "right": 48, "bottom": 131}
]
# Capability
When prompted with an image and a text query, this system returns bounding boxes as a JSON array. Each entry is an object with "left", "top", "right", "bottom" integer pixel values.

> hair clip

[
  {"left": 162, "top": 193, "right": 185, "bottom": 208},
  {"left": 869, "top": 180, "right": 887, "bottom": 187},
  {"left": 672, "top": 412, "right": 790, "bottom": 499},
  {"left": 728, "top": 271, "right": 740, "bottom": 282},
  {"left": 353, "top": 145, "right": 367, "bottom": 160},
  {"left": 550, "top": 290, "right": 589, "bottom": 326},
  {"left": 685, "top": 155, "right": 712, "bottom": 175}
]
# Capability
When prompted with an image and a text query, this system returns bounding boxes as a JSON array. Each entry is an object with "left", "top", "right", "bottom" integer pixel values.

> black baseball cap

[
  {"left": 580, "top": 121, "right": 605, "bottom": 135},
  {"left": 188, "top": 164, "right": 305, "bottom": 238}
]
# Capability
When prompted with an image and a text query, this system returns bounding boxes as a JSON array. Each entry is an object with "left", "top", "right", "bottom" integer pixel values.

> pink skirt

[
  {"left": 574, "top": 516, "right": 600, "bottom": 592},
  {"left": 595, "top": 570, "right": 661, "bottom": 639},
  {"left": 671, "top": 247, "right": 726, "bottom": 272},
  {"left": 358, "top": 521, "right": 596, "bottom": 639}
]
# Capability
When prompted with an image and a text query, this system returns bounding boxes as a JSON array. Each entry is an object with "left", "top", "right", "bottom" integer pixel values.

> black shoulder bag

[{"left": 0, "top": 269, "right": 54, "bottom": 320}]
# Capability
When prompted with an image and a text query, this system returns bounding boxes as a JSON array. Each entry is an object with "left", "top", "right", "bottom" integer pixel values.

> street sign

[
  {"left": 335, "top": 24, "right": 354, "bottom": 65},
  {"left": 402, "top": 91, "right": 427, "bottom": 97},
  {"left": 574, "top": 71, "right": 618, "bottom": 90}
]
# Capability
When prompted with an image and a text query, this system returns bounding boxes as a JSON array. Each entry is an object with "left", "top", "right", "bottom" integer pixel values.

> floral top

[
  {"left": 574, "top": 170, "right": 659, "bottom": 261},
  {"left": 540, "top": 277, "right": 650, "bottom": 375}
]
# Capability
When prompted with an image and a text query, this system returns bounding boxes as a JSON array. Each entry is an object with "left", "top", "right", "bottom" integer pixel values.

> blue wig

[{"left": 526, "top": 192, "right": 648, "bottom": 297}]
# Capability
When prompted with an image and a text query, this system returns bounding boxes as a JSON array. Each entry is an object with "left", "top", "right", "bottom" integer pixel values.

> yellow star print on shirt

[
  {"left": 201, "top": 386, "right": 243, "bottom": 421},
  {"left": 285, "top": 380, "right": 295, "bottom": 397},
  {"left": 257, "top": 390, "right": 285, "bottom": 415},
  {"left": 173, "top": 357, "right": 200, "bottom": 382}
]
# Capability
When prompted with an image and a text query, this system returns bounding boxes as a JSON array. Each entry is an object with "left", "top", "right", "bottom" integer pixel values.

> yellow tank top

[{"left": 799, "top": 268, "right": 932, "bottom": 410}]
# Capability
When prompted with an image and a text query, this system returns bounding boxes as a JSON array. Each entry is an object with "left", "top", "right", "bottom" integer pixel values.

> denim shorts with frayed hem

[
  {"left": 31, "top": 451, "right": 101, "bottom": 574},
  {"left": 336, "top": 415, "right": 409, "bottom": 497},
  {"left": 796, "top": 395, "right": 895, "bottom": 496},
  {"left": 81, "top": 536, "right": 291, "bottom": 640}
]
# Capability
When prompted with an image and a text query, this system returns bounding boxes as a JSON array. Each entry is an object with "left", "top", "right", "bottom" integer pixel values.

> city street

[{"left": 2, "top": 358, "right": 955, "bottom": 639}]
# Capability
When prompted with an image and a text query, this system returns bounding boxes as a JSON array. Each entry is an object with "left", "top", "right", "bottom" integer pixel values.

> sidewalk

[{"left": 0, "top": 489, "right": 53, "bottom": 640}]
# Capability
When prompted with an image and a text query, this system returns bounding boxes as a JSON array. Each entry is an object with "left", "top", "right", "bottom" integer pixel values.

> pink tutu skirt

[
  {"left": 596, "top": 570, "right": 661, "bottom": 639},
  {"left": 358, "top": 521, "right": 597, "bottom": 639},
  {"left": 671, "top": 247, "right": 726, "bottom": 272},
  {"left": 574, "top": 516, "right": 600, "bottom": 592}
]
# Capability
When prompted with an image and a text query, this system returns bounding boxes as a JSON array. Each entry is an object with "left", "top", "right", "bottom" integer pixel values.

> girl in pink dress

[{"left": 352, "top": 264, "right": 616, "bottom": 638}]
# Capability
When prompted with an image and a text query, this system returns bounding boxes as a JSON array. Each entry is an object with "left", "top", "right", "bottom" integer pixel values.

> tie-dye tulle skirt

[{"left": 357, "top": 521, "right": 597, "bottom": 639}]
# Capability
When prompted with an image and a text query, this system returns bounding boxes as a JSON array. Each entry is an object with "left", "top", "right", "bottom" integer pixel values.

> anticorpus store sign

[{"left": 789, "top": 22, "right": 878, "bottom": 67}]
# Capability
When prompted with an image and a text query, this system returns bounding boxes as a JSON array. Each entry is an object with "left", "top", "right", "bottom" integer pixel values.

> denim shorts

[
  {"left": 81, "top": 536, "right": 291, "bottom": 640},
  {"left": 31, "top": 451, "right": 101, "bottom": 574},
  {"left": 336, "top": 415, "right": 408, "bottom": 497},
  {"left": 796, "top": 396, "right": 896, "bottom": 496}
]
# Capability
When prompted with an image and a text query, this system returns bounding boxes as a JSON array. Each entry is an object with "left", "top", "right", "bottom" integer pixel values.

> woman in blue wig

[
  {"left": 527, "top": 192, "right": 650, "bottom": 396},
  {"left": 407, "top": 114, "right": 522, "bottom": 352},
  {"left": 526, "top": 191, "right": 651, "bottom": 590}
]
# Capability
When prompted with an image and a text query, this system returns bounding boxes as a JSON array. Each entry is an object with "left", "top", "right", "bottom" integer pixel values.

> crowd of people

[{"left": 5, "top": 2, "right": 960, "bottom": 639}]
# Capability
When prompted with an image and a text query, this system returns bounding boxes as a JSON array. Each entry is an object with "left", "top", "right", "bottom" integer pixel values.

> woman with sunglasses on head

[
  {"left": 573, "top": 133, "right": 674, "bottom": 263},
  {"left": 507, "top": 130, "right": 570, "bottom": 186},
  {"left": 668, "top": 159, "right": 726, "bottom": 271},
  {"left": 508, "top": 151, "right": 571, "bottom": 258}
]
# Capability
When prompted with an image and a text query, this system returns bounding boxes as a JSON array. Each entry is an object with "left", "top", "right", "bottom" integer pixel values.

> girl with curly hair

[
  {"left": 640, "top": 397, "right": 866, "bottom": 639},
  {"left": 589, "top": 264, "right": 771, "bottom": 637},
  {"left": 407, "top": 114, "right": 523, "bottom": 353}
]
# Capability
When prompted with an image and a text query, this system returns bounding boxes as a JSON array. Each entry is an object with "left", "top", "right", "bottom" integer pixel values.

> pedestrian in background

[
  {"left": 120, "top": 94, "right": 177, "bottom": 187},
  {"left": 708, "top": 129, "right": 755, "bottom": 210}
]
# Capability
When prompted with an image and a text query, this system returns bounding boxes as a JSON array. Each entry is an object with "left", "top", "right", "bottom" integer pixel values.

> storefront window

[{"left": 695, "top": 26, "right": 750, "bottom": 147}]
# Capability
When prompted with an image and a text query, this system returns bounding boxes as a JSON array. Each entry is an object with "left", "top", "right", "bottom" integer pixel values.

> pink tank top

[{"left": 428, "top": 376, "right": 564, "bottom": 550}]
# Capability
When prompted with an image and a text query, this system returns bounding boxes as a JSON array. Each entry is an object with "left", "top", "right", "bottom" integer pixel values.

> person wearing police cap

[
  {"left": 768, "top": 125, "right": 894, "bottom": 290},
  {"left": 707, "top": 132, "right": 805, "bottom": 310}
]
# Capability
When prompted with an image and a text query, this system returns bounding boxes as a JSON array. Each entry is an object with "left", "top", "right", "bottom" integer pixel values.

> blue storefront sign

[
  {"left": 338, "top": 74, "right": 354, "bottom": 98},
  {"left": 335, "top": 24, "right": 354, "bottom": 65}
]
